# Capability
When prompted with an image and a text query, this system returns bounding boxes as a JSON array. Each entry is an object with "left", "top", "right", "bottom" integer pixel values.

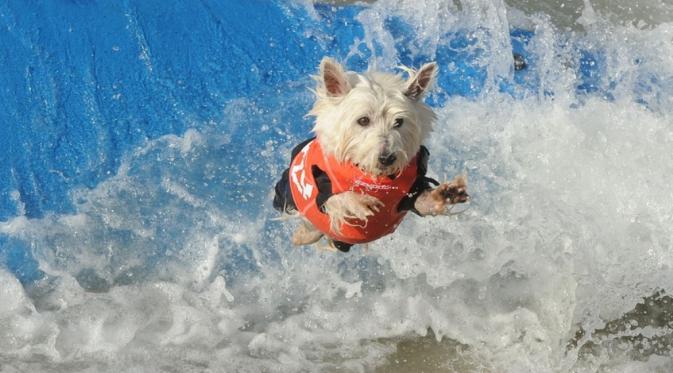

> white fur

[
  {"left": 323, "top": 191, "right": 383, "bottom": 233},
  {"left": 309, "top": 58, "right": 437, "bottom": 176},
  {"left": 291, "top": 58, "right": 468, "bottom": 247}
]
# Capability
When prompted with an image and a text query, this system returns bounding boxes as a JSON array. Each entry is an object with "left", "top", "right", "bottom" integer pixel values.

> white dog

[{"left": 273, "top": 57, "right": 468, "bottom": 252}]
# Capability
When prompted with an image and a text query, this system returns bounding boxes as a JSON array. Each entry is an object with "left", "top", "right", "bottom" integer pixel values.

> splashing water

[{"left": 0, "top": 0, "right": 672, "bottom": 372}]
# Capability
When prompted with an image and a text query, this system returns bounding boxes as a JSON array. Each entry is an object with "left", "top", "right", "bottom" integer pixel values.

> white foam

[{"left": 1, "top": 1, "right": 672, "bottom": 372}]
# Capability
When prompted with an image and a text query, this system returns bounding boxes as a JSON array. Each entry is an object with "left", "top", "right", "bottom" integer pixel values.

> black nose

[{"left": 378, "top": 153, "right": 397, "bottom": 166}]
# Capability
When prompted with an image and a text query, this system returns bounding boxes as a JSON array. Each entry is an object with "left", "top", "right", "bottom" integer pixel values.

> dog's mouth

[
  {"left": 377, "top": 163, "right": 396, "bottom": 173},
  {"left": 351, "top": 151, "right": 407, "bottom": 177},
  {"left": 353, "top": 162, "right": 401, "bottom": 178}
]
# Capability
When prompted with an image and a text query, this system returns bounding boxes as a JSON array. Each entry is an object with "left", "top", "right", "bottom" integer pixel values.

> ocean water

[{"left": 0, "top": 0, "right": 672, "bottom": 372}]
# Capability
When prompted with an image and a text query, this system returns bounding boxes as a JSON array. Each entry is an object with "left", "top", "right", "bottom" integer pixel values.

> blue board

[{"left": 0, "top": 0, "right": 605, "bottom": 283}]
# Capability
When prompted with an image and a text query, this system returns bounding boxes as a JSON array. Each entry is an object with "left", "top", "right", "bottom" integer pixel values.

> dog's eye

[
  {"left": 357, "top": 116, "right": 370, "bottom": 126},
  {"left": 393, "top": 118, "right": 404, "bottom": 128}
]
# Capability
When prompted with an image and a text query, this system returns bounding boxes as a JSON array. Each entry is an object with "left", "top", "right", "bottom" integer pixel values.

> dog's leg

[
  {"left": 414, "top": 175, "right": 469, "bottom": 216},
  {"left": 323, "top": 191, "right": 383, "bottom": 233},
  {"left": 292, "top": 220, "right": 323, "bottom": 246}
]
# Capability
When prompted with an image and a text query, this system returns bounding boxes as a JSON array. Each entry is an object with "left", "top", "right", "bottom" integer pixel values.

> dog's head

[{"left": 309, "top": 57, "right": 437, "bottom": 176}]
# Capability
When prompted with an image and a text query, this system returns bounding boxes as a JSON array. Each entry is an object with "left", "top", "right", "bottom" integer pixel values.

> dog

[{"left": 273, "top": 57, "right": 468, "bottom": 252}]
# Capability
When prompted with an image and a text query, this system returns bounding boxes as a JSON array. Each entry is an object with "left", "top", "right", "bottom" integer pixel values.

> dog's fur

[{"left": 292, "top": 57, "right": 468, "bottom": 246}]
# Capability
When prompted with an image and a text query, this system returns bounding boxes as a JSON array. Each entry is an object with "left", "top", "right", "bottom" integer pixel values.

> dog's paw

[
  {"left": 435, "top": 175, "right": 469, "bottom": 204},
  {"left": 292, "top": 222, "right": 323, "bottom": 246},
  {"left": 414, "top": 175, "right": 469, "bottom": 216},
  {"left": 348, "top": 193, "right": 384, "bottom": 219},
  {"left": 324, "top": 191, "right": 383, "bottom": 232}
]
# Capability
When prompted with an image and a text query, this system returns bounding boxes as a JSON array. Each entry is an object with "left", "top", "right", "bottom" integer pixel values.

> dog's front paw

[
  {"left": 323, "top": 192, "right": 383, "bottom": 232},
  {"left": 414, "top": 175, "right": 469, "bottom": 216},
  {"left": 348, "top": 193, "right": 384, "bottom": 220},
  {"left": 436, "top": 175, "right": 469, "bottom": 204}
]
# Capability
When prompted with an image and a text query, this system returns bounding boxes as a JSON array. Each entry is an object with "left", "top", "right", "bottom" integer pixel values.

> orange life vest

[{"left": 288, "top": 139, "right": 419, "bottom": 244}]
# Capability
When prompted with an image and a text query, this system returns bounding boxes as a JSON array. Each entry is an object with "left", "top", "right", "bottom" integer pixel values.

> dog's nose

[{"left": 378, "top": 153, "right": 397, "bottom": 166}]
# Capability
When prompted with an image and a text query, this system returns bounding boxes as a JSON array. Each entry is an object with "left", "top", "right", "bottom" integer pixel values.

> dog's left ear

[
  {"left": 405, "top": 62, "right": 437, "bottom": 101},
  {"left": 320, "top": 57, "right": 351, "bottom": 97}
]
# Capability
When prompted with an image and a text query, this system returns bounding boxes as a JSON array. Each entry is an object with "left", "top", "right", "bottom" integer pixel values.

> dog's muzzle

[{"left": 378, "top": 153, "right": 397, "bottom": 166}]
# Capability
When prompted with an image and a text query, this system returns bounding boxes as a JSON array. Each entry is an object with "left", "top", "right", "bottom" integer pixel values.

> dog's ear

[
  {"left": 319, "top": 57, "right": 351, "bottom": 97},
  {"left": 405, "top": 62, "right": 437, "bottom": 101}
]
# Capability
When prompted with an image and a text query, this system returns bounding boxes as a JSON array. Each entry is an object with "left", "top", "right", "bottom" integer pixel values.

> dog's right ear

[
  {"left": 319, "top": 57, "right": 351, "bottom": 97},
  {"left": 404, "top": 62, "right": 437, "bottom": 101}
]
